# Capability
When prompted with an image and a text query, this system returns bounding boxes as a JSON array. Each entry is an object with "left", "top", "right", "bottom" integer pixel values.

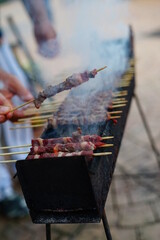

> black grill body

[{"left": 16, "top": 28, "right": 135, "bottom": 225}]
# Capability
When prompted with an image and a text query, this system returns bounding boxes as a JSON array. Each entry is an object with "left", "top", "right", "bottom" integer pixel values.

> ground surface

[{"left": 0, "top": 0, "right": 160, "bottom": 239}]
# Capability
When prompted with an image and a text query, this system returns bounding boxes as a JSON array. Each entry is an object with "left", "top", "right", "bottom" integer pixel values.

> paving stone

[
  {"left": 118, "top": 150, "right": 158, "bottom": 174},
  {"left": 52, "top": 224, "right": 86, "bottom": 238},
  {"left": 118, "top": 203, "right": 155, "bottom": 227},
  {"left": 113, "top": 178, "right": 132, "bottom": 206},
  {"left": 140, "top": 224, "right": 160, "bottom": 240},
  {"left": 76, "top": 223, "right": 106, "bottom": 240},
  {"left": 128, "top": 178, "right": 158, "bottom": 204},
  {"left": 105, "top": 187, "right": 114, "bottom": 208},
  {"left": 105, "top": 206, "right": 118, "bottom": 227},
  {"left": 1, "top": 0, "right": 160, "bottom": 240},
  {"left": 111, "top": 227, "right": 136, "bottom": 240},
  {"left": 0, "top": 223, "right": 33, "bottom": 240},
  {"left": 150, "top": 201, "right": 160, "bottom": 221}
]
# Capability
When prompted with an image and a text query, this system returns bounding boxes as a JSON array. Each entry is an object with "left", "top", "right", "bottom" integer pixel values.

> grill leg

[
  {"left": 134, "top": 93, "right": 160, "bottom": 169},
  {"left": 102, "top": 210, "right": 112, "bottom": 240},
  {"left": 46, "top": 224, "right": 51, "bottom": 240}
]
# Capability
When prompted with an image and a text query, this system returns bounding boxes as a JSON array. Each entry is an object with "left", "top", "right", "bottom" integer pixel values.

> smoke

[
  {"left": 50, "top": 0, "right": 129, "bottom": 83},
  {"left": 45, "top": 0, "right": 131, "bottom": 130}
]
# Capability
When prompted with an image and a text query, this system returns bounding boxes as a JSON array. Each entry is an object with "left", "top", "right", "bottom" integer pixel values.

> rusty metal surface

[{"left": 16, "top": 31, "right": 135, "bottom": 224}]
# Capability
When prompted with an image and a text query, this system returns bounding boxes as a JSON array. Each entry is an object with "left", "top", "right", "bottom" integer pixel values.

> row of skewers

[
  {"left": 0, "top": 59, "right": 135, "bottom": 163},
  {"left": 0, "top": 133, "right": 114, "bottom": 163},
  {"left": 9, "top": 60, "right": 134, "bottom": 130}
]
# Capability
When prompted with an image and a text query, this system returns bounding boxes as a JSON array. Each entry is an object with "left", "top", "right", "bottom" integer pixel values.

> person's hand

[
  {"left": 0, "top": 92, "right": 13, "bottom": 123},
  {"left": 34, "top": 19, "right": 56, "bottom": 44},
  {"left": 0, "top": 70, "right": 33, "bottom": 123},
  {"left": 34, "top": 20, "right": 59, "bottom": 58}
]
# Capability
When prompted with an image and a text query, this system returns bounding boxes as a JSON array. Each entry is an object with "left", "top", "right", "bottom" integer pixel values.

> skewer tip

[
  {"left": 96, "top": 66, "right": 107, "bottom": 72},
  {"left": 9, "top": 99, "right": 35, "bottom": 112}
]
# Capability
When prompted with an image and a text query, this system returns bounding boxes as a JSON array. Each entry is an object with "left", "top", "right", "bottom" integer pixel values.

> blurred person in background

[
  {"left": 0, "top": 0, "right": 58, "bottom": 218},
  {"left": 0, "top": 28, "right": 34, "bottom": 218},
  {"left": 22, "top": 0, "right": 59, "bottom": 58},
  {"left": 0, "top": 69, "right": 33, "bottom": 218}
]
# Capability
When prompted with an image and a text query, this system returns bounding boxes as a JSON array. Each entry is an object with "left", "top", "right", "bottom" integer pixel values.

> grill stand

[
  {"left": 102, "top": 210, "right": 113, "bottom": 240},
  {"left": 134, "top": 93, "right": 160, "bottom": 169},
  {"left": 44, "top": 210, "right": 112, "bottom": 240},
  {"left": 46, "top": 224, "right": 51, "bottom": 240}
]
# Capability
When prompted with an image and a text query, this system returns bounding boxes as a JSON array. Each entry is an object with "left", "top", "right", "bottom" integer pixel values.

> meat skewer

[
  {"left": 0, "top": 150, "right": 112, "bottom": 163},
  {"left": 8, "top": 66, "right": 107, "bottom": 112},
  {"left": 32, "top": 134, "right": 113, "bottom": 147},
  {"left": 30, "top": 141, "right": 106, "bottom": 154},
  {"left": 26, "top": 150, "right": 112, "bottom": 160},
  {"left": 0, "top": 129, "right": 113, "bottom": 160},
  {"left": 0, "top": 143, "right": 112, "bottom": 157},
  {"left": 34, "top": 67, "right": 106, "bottom": 108},
  {"left": 0, "top": 143, "right": 113, "bottom": 150}
]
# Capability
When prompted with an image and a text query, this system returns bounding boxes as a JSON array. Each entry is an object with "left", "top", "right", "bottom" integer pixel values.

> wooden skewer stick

[
  {"left": 96, "top": 66, "right": 107, "bottom": 72},
  {"left": 18, "top": 114, "right": 53, "bottom": 121},
  {"left": 0, "top": 144, "right": 31, "bottom": 150},
  {"left": 0, "top": 160, "right": 18, "bottom": 163},
  {"left": 111, "top": 104, "right": 126, "bottom": 108},
  {"left": 0, "top": 151, "right": 29, "bottom": 156},
  {"left": 24, "top": 108, "right": 58, "bottom": 115},
  {"left": 0, "top": 143, "right": 112, "bottom": 151},
  {"left": 102, "top": 136, "right": 114, "bottom": 140},
  {"left": 23, "top": 109, "right": 57, "bottom": 117},
  {"left": 93, "top": 152, "right": 112, "bottom": 156},
  {"left": 9, "top": 99, "right": 35, "bottom": 112},
  {"left": 109, "top": 111, "right": 123, "bottom": 114},
  {"left": 112, "top": 100, "right": 128, "bottom": 104},
  {"left": 118, "top": 84, "right": 130, "bottom": 87},
  {"left": 109, "top": 116, "right": 121, "bottom": 119},
  {"left": 121, "top": 77, "right": 132, "bottom": 81},
  {"left": 120, "top": 82, "right": 131, "bottom": 86},
  {"left": 5, "top": 135, "right": 114, "bottom": 140},
  {"left": 100, "top": 144, "right": 114, "bottom": 148},
  {"left": 27, "top": 101, "right": 61, "bottom": 109},
  {"left": 24, "top": 105, "right": 59, "bottom": 112},
  {"left": 124, "top": 72, "right": 134, "bottom": 77},
  {"left": 14, "top": 119, "right": 47, "bottom": 125},
  {"left": 112, "top": 91, "right": 128, "bottom": 97},
  {"left": 117, "top": 84, "right": 130, "bottom": 88},
  {"left": 24, "top": 111, "right": 53, "bottom": 116},
  {"left": 121, "top": 79, "right": 132, "bottom": 83},
  {"left": 0, "top": 151, "right": 112, "bottom": 163},
  {"left": 26, "top": 108, "right": 58, "bottom": 113},
  {"left": 24, "top": 107, "right": 56, "bottom": 113},
  {"left": 10, "top": 124, "right": 44, "bottom": 130},
  {"left": 19, "top": 115, "right": 124, "bottom": 125},
  {"left": 112, "top": 98, "right": 126, "bottom": 102}
]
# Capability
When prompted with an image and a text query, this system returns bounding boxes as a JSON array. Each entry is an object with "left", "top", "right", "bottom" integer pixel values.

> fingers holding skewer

[
  {"left": 0, "top": 69, "right": 34, "bottom": 122},
  {"left": 9, "top": 99, "right": 35, "bottom": 113}
]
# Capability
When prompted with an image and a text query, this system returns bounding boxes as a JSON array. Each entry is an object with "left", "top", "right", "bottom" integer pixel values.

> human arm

[{"left": 21, "top": 0, "right": 56, "bottom": 45}]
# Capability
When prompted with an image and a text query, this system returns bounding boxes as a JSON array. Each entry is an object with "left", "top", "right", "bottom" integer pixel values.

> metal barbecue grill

[{"left": 16, "top": 27, "right": 135, "bottom": 240}]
